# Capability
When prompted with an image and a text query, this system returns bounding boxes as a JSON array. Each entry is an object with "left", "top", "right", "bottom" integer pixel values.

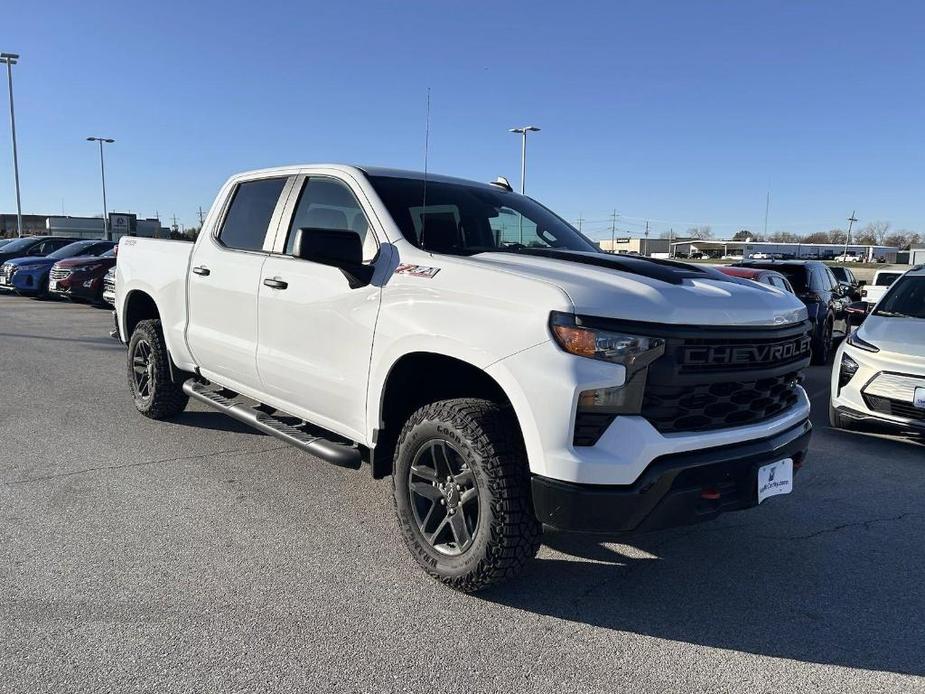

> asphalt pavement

[{"left": 1, "top": 293, "right": 923, "bottom": 693}]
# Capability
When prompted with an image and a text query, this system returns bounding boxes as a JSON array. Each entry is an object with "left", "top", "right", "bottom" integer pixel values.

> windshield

[
  {"left": 829, "top": 267, "right": 848, "bottom": 281},
  {"left": 874, "top": 276, "right": 924, "bottom": 319},
  {"left": 367, "top": 175, "right": 598, "bottom": 255},
  {"left": 875, "top": 272, "right": 901, "bottom": 287},
  {"left": 1, "top": 237, "right": 39, "bottom": 253},
  {"left": 48, "top": 241, "right": 100, "bottom": 260}
]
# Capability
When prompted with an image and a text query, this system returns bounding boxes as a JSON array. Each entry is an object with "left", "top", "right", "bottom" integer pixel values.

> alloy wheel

[
  {"left": 132, "top": 339, "right": 154, "bottom": 401},
  {"left": 408, "top": 440, "right": 480, "bottom": 555}
]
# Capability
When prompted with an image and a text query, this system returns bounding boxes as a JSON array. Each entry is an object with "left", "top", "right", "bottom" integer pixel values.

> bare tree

[
  {"left": 857, "top": 221, "right": 891, "bottom": 245},
  {"left": 802, "top": 231, "right": 831, "bottom": 245},
  {"left": 686, "top": 225, "right": 713, "bottom": 240},
  {"left": 767, "top": 231, "right": 802, "bottom": 243},
  {"left": 884, "top": 230, "right": 921, "bottom": 250}
]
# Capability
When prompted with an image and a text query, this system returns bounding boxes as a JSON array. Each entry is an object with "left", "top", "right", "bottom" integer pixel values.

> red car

[
  {"left": 48, "top": 247, "right": 117, "bottom": 305},
  {"left": 716, "top": 265, "right": 795, "bottom": 293}
]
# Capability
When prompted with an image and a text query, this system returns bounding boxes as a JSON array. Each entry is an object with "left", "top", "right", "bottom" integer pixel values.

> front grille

[
  {"left": 0, "top": 264, "right": 13, "bottom": 283},
  {"left": 50, "top": 267, "right": 71, "bottom": 281},
  {"left": 103, "top": 274, "right": 116, "bottom": 293},
  {"left": 863, "top": 395, "right": 925, "bottom": 422},
  {"left": 643, "top": 372, "right": 802, "bottom": 433}
]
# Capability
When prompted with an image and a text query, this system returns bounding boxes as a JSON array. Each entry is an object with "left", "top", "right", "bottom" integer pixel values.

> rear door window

[{"left": 218, "top": 177, "right": 287, "bottom": 252}]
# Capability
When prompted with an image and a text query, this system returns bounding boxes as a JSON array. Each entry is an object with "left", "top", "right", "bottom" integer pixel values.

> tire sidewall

[
  {"left": 127, "top": 323, "right": 161, "bottom": 413},
  {"left": 394, "top": 417, "right": 494, "bottom": 580}
]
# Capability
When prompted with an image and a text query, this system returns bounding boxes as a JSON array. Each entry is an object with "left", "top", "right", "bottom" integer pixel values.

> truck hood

[
  {"left": 53, "top": 257, "right": 116, "bottom": 270},
  {"left": 466, "top": 250, "right": 808, "bottom": 327},
  {"left": 857, "top": 315, "right": 925, "bottom": 356}
]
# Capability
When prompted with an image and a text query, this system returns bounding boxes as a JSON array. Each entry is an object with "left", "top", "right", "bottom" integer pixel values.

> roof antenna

[{"left": 421, "top": 87, "right": 431, "bottom": 249}]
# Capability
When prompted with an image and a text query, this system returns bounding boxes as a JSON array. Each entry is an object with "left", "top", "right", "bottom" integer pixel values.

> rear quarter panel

[{"left": 116, "top": 237, "right": 196, "bottom": 369}]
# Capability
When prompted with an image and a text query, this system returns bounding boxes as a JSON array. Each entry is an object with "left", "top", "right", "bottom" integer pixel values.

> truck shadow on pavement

[{"left": 482, "top": 370, "right": 924, "bottom": 676}]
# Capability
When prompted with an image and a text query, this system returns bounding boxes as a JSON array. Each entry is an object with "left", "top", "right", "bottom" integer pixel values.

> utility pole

[
  {"left": 764, "top": 190, "right": 770, "bottom": 238},
  {"left": 668, "top": 227, "right": 674, "bottom": 258},
  {"left": 1, "top": 53, "right": 23, "bottom": 237},
  {"left": 643, "top": 221, "right": 650, "bottom": 256},
  {"left": 198, "top": 206, "right": 204, "bottom": 226},
  {"left": 843, "top": 210, "right": 857, "bottom": 262},
  {"left": 576, "top": 214, "right": 583, "bottom": 233},
  {"left": 609, "top": 209, "right": 617, "bottom": 253}
]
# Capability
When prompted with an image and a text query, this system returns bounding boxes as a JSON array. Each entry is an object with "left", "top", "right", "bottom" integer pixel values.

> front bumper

[
  {"left": 532, "top": 418, "right": 811, "bottom": 533},
  {"left": 831, "top": 342, "right": 925, "bottom": 433}
]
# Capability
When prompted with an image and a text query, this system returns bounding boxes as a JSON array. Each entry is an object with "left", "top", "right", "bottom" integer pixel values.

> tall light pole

[
  {"left": 1, "top": 52, "right": 23, "bottom": 237},
  {"left": 508, "top": 125, "right": 540, "bottom": 194},
  {"left": 86, "top": 136, "right": 115, "bottom": 240}
]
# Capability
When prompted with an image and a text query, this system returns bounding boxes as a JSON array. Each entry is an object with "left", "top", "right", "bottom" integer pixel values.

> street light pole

[
  {"left": 86, "top": 136, "right": 115, "bottom": 240},
  {"left": 1, "top": 52, "right": 23, "bottom": 237},
  {"left": 508, "top": 125, "right": 540, "bottom": 194},
  {"left": 843, "top": 210, "right": 857, "bottom": 263}
]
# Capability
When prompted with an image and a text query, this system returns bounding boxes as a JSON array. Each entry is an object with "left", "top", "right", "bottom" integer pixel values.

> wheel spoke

[
  {"left": 459, "top": 487, "right": 478, "bottom": 505},
  {"left": 428, "top": 515, "right": 450, "bottom": 545},
  {"left": 410, "top": 463, "right": 438, "bottom": 483},
  {"left": 410, "top": 481, "right": 443, "bottom": 501},
  {"left": 433, "top": 441, "right": 453, "bottom": 478},
  {"left": 453, "top": 468, "right": 474, "bottom": 486},
  {"left": 449, "top": 511, "right": 471, "bottom": 548}
]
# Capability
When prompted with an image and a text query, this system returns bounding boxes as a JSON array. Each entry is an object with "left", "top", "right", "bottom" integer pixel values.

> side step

[{"left": 182, "top": 379, "right": 362, "bottom": 469}]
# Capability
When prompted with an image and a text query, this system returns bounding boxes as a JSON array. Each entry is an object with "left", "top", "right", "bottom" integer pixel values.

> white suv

[{"left": 830, "top": 266, "right": 925, "bottom": 433}]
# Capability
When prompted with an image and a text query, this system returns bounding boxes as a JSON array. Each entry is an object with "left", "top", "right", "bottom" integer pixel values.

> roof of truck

[{"left": 229, "top": 164, "right": 505, "bottom": 191}]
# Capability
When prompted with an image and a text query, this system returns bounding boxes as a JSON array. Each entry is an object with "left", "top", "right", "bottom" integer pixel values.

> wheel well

[
  {"left": 123, "top": 291, "right": 160, "bottom": 338},
  {"left": 372, "top": 352, "right": 523, "bottom": 478}
]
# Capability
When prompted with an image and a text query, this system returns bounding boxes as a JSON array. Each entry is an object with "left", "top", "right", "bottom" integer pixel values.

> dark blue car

[
  {"left": 734, "top": 260, "right": 849, "bottom": 364},
  {"left": 0, "top": 239, "right": 116, "bottom": 298}
]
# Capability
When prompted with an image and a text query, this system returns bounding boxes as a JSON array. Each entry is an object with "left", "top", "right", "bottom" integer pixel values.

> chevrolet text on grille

[{"left": 682, "top": 337, "right": 812, "bottom": 366}]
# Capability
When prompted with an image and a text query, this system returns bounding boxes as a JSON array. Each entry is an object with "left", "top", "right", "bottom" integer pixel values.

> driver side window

[{"left": 285, "top": 177, "right": 377, "bottom": 262}]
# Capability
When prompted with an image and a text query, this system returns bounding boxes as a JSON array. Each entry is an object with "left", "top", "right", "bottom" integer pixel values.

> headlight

[
  {"left": 551, "top": 312, "right": 666, "bottom": 420},
  {"left": 549, "top": 311, "right": 665, "bottom": 372},
  {"left": 838, "top": 353, "right": 860, "bottom": 389},
  {"left": 847, "top": 330, "right": 879, "bottom": 353},
  {"left": 70, "top": 264, "right": 103, "bottom": 273}
]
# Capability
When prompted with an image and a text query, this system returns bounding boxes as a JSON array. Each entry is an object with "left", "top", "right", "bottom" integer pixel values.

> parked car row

[
  {"left": 719, "top": 259, "right": 924, "bottom": 436},
  {"left": 0, "top": 237, "right": 118, "bottom": 306}
]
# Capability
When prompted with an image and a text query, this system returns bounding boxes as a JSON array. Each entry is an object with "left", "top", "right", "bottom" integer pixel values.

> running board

[{"left": 182, "top": 379, "right": 362, "bottom": 469}]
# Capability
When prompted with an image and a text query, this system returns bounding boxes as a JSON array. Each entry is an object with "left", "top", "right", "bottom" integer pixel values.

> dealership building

[
  {"left": 668, "top": 239, "right": 899, "bottom": 262},
  {"left": 1, "top": 212, "right": 167, "bottom": 240}
]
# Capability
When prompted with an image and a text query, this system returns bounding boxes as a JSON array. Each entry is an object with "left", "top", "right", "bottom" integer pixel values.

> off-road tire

[
  {"left": 392, "top": 398, "right": 542, "bottom": 593},
  {"left": 127, "top": 319, "right": 188, "bottom": 420}
]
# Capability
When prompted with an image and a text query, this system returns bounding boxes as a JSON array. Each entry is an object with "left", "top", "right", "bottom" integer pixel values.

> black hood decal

[{"left": 508, "top": 248, "right": 723, "bottom": 286}]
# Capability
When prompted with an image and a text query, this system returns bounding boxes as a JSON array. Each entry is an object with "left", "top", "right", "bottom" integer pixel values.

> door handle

[
  {"left": 263, "top": 278, "right": 288, "bottom": 290},
  {"left": 192, "top": 266, "right": 210, "bottom": 276}
]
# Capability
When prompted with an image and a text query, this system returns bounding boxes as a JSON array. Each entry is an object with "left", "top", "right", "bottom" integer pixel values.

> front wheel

[
  {"left": 392, "top": 398, "right": 541, "bottom": 593},
  {"left": 127, "top": 319, "right": 188, "bottom": 420},
  {"left": 811, "top": 319, "right": 833, "bottom": 365}
]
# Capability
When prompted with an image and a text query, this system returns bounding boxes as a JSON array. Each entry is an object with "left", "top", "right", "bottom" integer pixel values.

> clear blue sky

[{"left": 1, "top": 0, "right": 923, "bottom": 239}]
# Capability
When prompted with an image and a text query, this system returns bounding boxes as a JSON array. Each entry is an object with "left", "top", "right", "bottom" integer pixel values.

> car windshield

[
  {"left": 746, "top": 264, "right": 808, "bottom": 293},
  {"left": 829, "top": 267, "right": 848, "bottom": 281},
  {"left": 1, "top": 237, "right": 40, "bottom": 253},
  {"left": 874, "top": 276, "right": 924, "bottom": 319},
  {"left": 875, "top": 272, "right": 902, "bottom": 286},
  {"left": 48, "top": 241, "right": 100, "bottom": 260},
  {"left": 101, "top": 248, "right": 116, "bottom": 258},
  {"left": 367, "top": 175, "right": 599, "bottom": 256}
]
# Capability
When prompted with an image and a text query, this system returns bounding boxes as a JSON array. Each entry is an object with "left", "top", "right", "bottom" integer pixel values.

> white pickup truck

[
  {"left": 115, "top": 164, "right": 812, "bottom": 591},
  {"left": 861, "top": 269, "right": 905, "bottom": 305}
]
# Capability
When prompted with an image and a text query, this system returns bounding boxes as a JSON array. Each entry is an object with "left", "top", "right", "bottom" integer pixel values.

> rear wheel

[
  {"left": 392, "top": 398, "right": 541, "bottom": 592},
  {"left": 811, "top": 319, "right": 833, "bottom": 365},
  {"left": 127, "top": 319, "right": 188, "bottom": 419}
]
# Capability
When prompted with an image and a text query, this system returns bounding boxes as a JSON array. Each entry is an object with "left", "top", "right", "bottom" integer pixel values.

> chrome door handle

[
  {"left": 263, "top": 278, "right": 288, "bottom": 290},
  {"left": 192, "top": 266, "right": 210, "bottom": 276}
]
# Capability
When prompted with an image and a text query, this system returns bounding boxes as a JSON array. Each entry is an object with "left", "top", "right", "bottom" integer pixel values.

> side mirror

[
  {"left": 291, "top": 228, "right": 373, "bottom": 289},
  {"left": 846, "top": 301, "right": 871, "bottom": 327}
]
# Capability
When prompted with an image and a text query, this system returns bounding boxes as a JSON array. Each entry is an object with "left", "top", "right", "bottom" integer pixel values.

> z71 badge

[{"left": 394, "top": 264, "right": 440, "bottom": 278}]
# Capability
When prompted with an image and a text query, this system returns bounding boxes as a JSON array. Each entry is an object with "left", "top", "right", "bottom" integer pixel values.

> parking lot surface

[{"left": 1, "top": 294, "right": 923, "bottom": 693}]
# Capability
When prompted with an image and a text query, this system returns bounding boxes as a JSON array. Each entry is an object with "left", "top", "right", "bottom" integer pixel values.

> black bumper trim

[
  {"left": 834, "top": 405, "right": 925, "bottom": 433},
  {"left": 532, "top": 418, "right": 812, "bottom": 534}
]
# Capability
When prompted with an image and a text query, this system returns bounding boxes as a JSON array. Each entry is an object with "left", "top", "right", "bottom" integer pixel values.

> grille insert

[{"left": 643, "top": 372, "right": 801, "bottom": 434}]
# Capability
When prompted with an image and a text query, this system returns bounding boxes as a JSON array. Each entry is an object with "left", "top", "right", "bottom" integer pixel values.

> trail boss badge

[{"left": 394, "top": 264, "right": 440, "bottom": 278}]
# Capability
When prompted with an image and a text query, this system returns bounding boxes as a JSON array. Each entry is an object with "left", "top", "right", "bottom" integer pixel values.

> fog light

[{"left": 838, "top": 353, "right": 859, "bottom": 389}]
